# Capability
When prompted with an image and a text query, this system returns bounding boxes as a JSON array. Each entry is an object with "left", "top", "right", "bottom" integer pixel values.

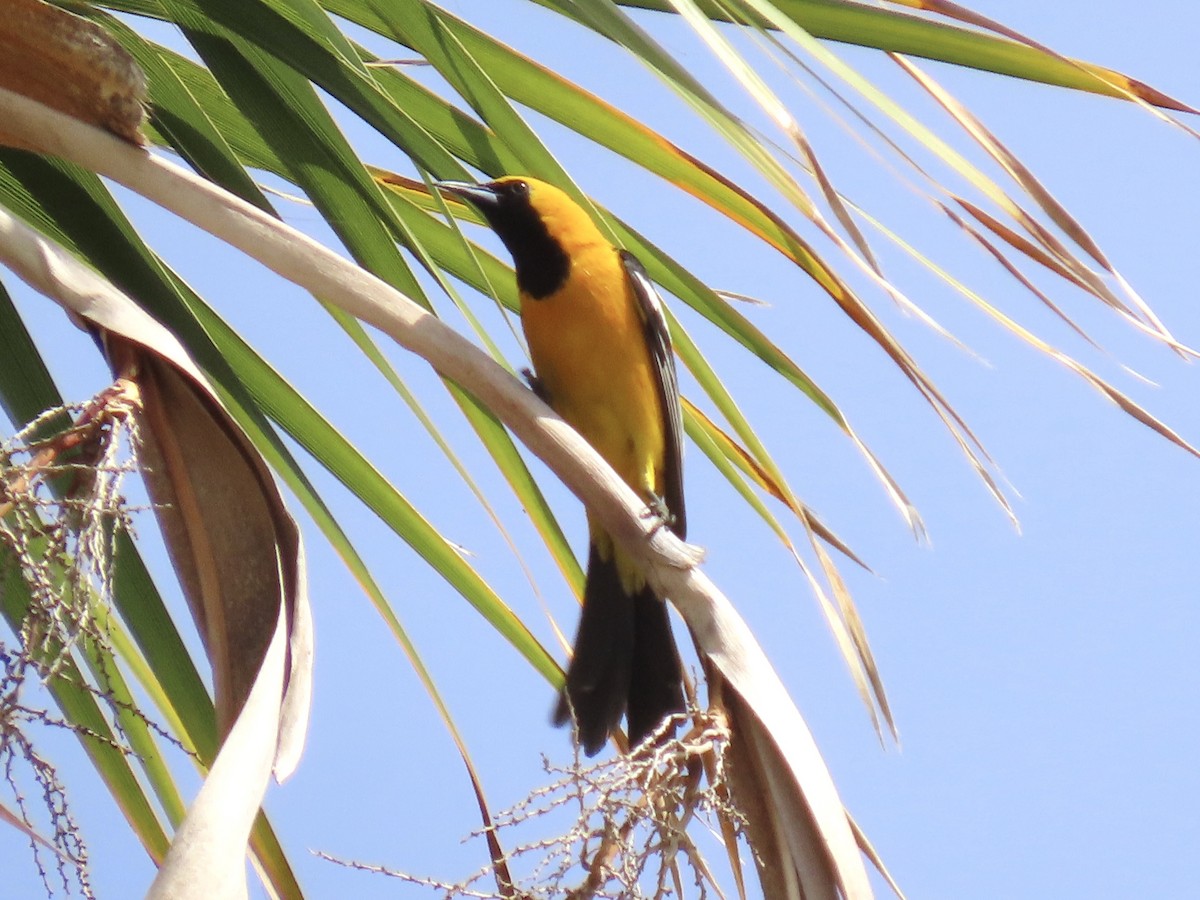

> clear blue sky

[{"left": 3, "top": 1, "right": 1198, "bottom": 897}]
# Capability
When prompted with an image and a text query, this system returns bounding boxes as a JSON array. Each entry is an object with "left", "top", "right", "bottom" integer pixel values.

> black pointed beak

[{"left": 435, "top": 180, "right": 501, "bottom": 214}]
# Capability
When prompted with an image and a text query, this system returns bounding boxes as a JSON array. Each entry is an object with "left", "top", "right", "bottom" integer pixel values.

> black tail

[{"left": 554, "top": 543, "right": 684, "bottom": 755}]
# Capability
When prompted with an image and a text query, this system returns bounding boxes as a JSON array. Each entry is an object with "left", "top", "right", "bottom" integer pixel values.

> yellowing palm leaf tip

[{"left": 438, "top": 177, "right": 687, "bottom": 755}]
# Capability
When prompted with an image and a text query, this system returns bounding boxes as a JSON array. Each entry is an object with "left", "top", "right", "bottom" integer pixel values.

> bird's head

[{"left": 436, "top": 176, "right": 604, "bottom": 298}]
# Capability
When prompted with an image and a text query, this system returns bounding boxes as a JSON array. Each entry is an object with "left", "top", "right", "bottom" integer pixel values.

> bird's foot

[
  {"left": 521, "top": 367, "right": 549, "bottom": 403},
  {"left": 641, "top": 493, "right": 677, "bottom": 537}
]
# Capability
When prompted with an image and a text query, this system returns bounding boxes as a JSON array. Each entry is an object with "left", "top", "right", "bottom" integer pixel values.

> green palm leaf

[{"left": 0, "top": 0, "right": 1192, "bottom": 896}]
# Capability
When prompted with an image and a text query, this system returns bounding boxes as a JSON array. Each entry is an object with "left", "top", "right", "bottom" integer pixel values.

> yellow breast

[{"left": 521, "top": 241, "right": 667, "bottom": 504}]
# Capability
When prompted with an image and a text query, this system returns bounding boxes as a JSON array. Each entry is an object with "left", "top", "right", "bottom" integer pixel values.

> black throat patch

[
  {"left": 479, "top": 184, "right": 571, "bottom": 300},
  {"left": 507, "top": 219, "right": 570, "bottom": 300}
]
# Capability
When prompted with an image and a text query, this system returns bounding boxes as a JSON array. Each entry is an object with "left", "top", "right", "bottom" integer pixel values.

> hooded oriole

[{"left": 438, "top": 177, "right": 685, "bottom": 755}]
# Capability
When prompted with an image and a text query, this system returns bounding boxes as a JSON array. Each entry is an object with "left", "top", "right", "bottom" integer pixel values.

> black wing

[{"left": 619, "top": 250, "right": 685, "bottom": 540}]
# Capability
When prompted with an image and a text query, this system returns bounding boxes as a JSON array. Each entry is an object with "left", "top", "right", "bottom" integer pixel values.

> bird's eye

[{"left": 508, "top": 180, "right": 530, "bottom": 197}]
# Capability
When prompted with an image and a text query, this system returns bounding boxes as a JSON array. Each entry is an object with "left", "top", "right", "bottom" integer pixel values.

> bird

[{"left": 437, "top": 176, "right": 686, "bottom": 755}]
